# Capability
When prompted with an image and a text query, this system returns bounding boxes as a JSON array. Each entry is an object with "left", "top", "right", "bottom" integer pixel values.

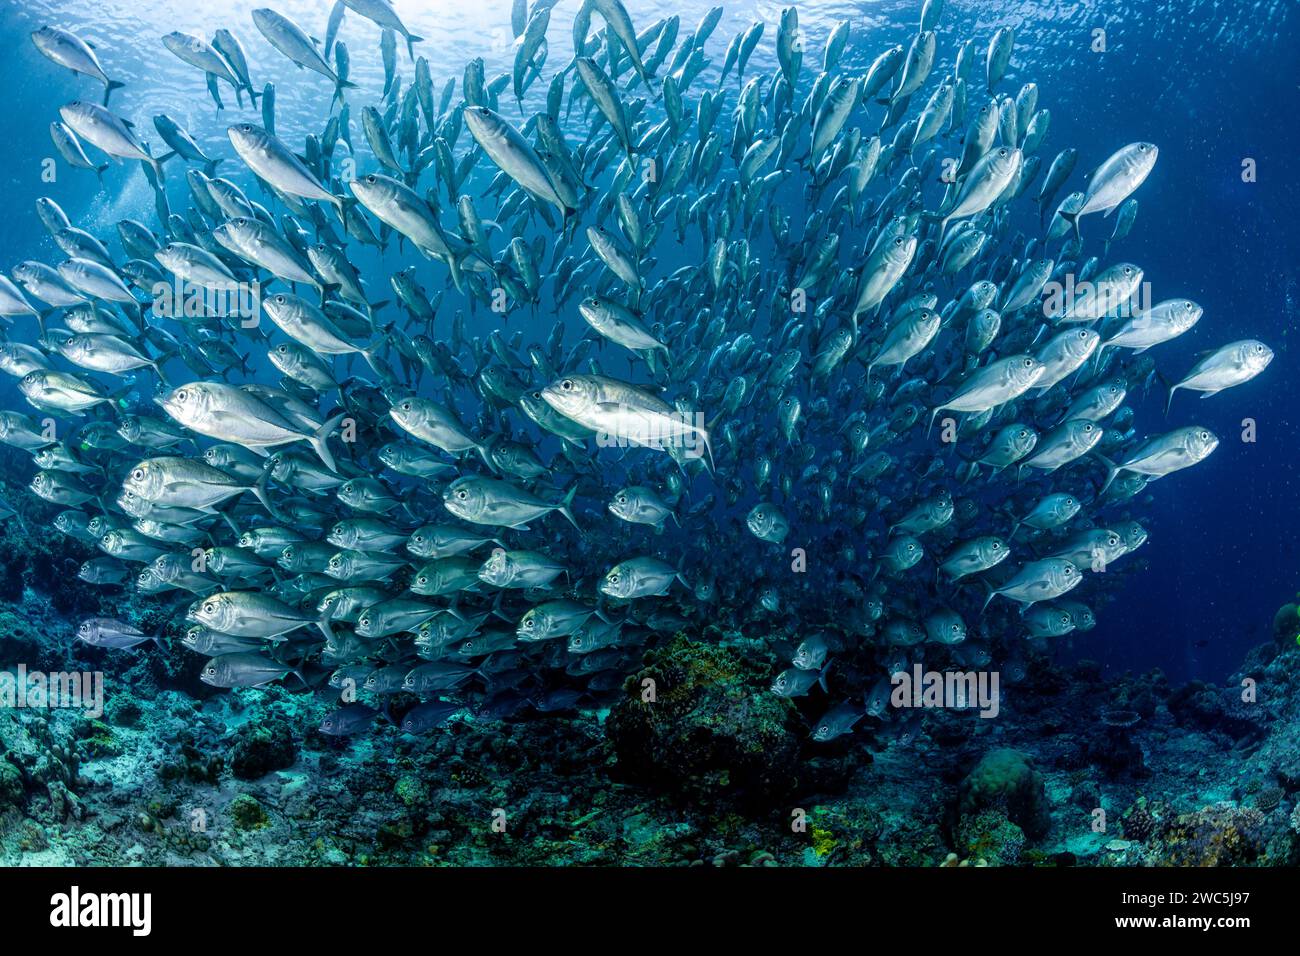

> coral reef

[
  {"left": 957, "top": 749, "right": 1051, "bottom": 840},
  {"left": 605, "top": 633, "right": 805, "bottom": 807},
  {"left": 1, "top": 503, "right": 1299, "bottom": 866}
]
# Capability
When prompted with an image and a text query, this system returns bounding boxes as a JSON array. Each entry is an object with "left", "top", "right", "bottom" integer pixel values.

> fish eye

[
  {"left": 1078, "top": 330, "right": 1088, "bottom": 338},
  {"left": 1084, "top": 424, "right": 1094, "bottom": 432},
  {"left": 609, "top": 573, "right": 620, "bottom": 583},
  {"left": 998, "top": 148, "right": 1008, "bottom": 156},
  {"left": 175, "top": 388, "right": 188, "bottom": 401},
  {"left": 992, "top": 541, "right": 1001, "bottom": 550},
  {"left": 1023, "top": 358, "right": 1033, "bottom": 367},
  {"left": 416, "top": 575, "right": 427, "bottom": 586},
  {"left": 366, "top": 175, "right": 377, "bottom": 183},
  {"left": 1255, "top": 344, "right": 1265, "bottom": 353},
  {"left": 1185, "top": 301, "right": 1193, "bottom": 309},
  {"left": 202, "top": 602, "right": 215, "bottom": 614},
  {"left": 560, "top": 379, "right": 573, "bottom": 390},
  {"left": 1064, "top": 566, "right": 1074, "bottom": 575},
  {"left": 131, "top": 468, "right": 144, "bottom": 481},
  {"left": 456, "top": 489, "right": 468, "bottom": 500},
  {"left": 1200, "top": 430, "right": 1210, "bottom": 440}
]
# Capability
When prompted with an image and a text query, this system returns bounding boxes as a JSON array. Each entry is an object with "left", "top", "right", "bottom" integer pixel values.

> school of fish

[{"left": 0, "top": 0, "right": 1274, "bottom": 742}]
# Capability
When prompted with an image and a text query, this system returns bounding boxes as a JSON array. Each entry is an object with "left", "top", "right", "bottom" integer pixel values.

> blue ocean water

[{"left": 0, "top": 0, "right": 1295, "bottom": 693}]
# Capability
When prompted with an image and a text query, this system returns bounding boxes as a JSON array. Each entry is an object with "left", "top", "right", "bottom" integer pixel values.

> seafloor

[{"left": 1, "top": 470, "right": 1297, "bottom": 867}]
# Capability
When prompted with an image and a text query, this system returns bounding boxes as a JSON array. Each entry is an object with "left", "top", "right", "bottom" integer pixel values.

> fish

[
  {"left": 76, "top": 617, "right": 161, "bottom": 650},
  {"left": 983, "top": 558, "right": 1082, "bottom": 612},
  {"left": 1165, "top": 340, "right": 1273, "bottom": 413},
  {"left": 0, "top": 0, "right": 1262, "bottom": 757},
  {"left": 252, "top": 7, "right": 356, "bottom": 104},
  {"left": 1099, "top": 427, "right": 1220, "bottom": 494},
  {"left": 59, "top": 101, "right": 170, "bottom": 181},
  {"left": 31, "top": 27, "right": 125, "bottom": 104},
  {"left": 929, "top": 355, "right": 1045, "bottom": 435},
  {"left": 1058, "top": 142, "right": 1158, "bottom": 239}
]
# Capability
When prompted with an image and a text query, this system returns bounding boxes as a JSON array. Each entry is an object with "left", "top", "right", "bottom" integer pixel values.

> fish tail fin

[
  {"left": 148, "top": 357, "right": 172, "bottom": 388},
  {"left": 980, "top": 582, "right": 998, "bottom": 615},
  {"left": 331, "top": 193, "right": 353, "bottom": 226},
  {"left": 95, "top": 163, "right": 108, "bottom": 186},
  {"left": 406, "top": 34, "right": 424, "bottom": 61},
  {"left": 488, "top": 590, "right": 512, "bottom": 623},
  {"left": 330, "top": 81, "right": 350, "bottom": 110},
  {"left": 818, "top": 659, "right": 834, "bottom": 694},
  {"left": 318, "top": 281, "right": 342, "bottom": 307},
  {"left": 1096, "top": 452, "right": 1120, "bottom": 496},
  {"left": 1059, "top": 209, "right": 1080, "bottom": 241},
  {"left": 248, "top": 86, "right": 262, "bottom": 105},
  {"left": 103, "top": 79, "right": 125, "bottom": 106},
  {"left": 1164, "top": 382, "right": 1179, "bottom": 417},
  {"left": 204, "top": 158, "right": 221, "bottom": 177},
  {"left": 1092, "top": 341, "right": 1110, "bottom": 373},
  {"left": 316, "top": 613, "right": 336, "bottom": 644},
  {"left": 250, "top": 467, "right": 280, "bottom": 521},
  {"left": 308, "top": 412, "right": 347, "bottom": 473},
  {"left": 926, "top": 406, "right": 943, "bottom": 439},
  {"left": 558, "top": 484, "right": 581, "bottom": 532}
]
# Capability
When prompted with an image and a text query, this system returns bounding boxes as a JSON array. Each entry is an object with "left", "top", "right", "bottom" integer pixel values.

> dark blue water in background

[{"left": 0, "top": 0, "right": 1296, "bottom": 684}]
